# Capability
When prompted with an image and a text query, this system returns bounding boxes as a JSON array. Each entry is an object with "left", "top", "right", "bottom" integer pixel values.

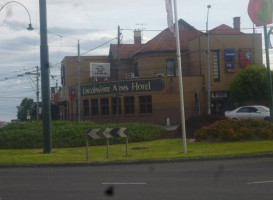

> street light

[
  {"left": 206, "top": 5, "right": 211, "bottom": 115},
  {"left": 0, "top": 1, "right": 34, "bottom": 31}
]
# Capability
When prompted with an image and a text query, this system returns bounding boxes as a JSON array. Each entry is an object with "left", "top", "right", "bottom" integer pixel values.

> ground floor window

[
  {"left": 91, "top": 99, "right": 99, "bottom": 116},
  {"left": 83, "top": 99, "right": 89, "bottom": 116},
  {"left": 124, "top": 96, "right": 135, "bottom": 114},
  {"left": 139, "top": 95, "right": 152, "bottom": 113},
  {"left": 112, "top": 97, "right": 121, "bottom": 115},
  {"left": 100, "top": 98, "right": 109, "bottom": 115}
]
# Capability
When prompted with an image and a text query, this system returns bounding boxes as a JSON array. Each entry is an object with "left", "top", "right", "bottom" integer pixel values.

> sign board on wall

[
  {"left": 224, "top": 48, "right": 235, "bottom": 73},
  {"left": 239, "top": 49, "right": 252, "bottom": 69},
  {"left": 90, "top": 63, "right": 110, "bottom": 78},
  {"left": 81, "top": 79, "right": 164, "bottom": 96}
]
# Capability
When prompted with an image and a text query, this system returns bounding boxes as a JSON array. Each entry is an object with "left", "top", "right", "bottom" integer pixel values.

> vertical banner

[
  {"left": 224, "top": 48, "right": 236, "bottom": 72},
  {"left": 165, "top": 0, "right": 174, "bottom": 32},
  {"left": 239, "top": 49, "right": 252, "bottom": 69}
]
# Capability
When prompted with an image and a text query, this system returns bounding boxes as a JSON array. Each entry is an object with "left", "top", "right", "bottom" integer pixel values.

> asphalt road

[{"left": 1, "top": 157, "right": 273, "bottom": 200}]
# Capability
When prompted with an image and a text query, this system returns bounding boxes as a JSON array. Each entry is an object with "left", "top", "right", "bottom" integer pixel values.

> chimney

[
  {"left": 233, "top": 17, "right": 241, "bottom": 31},
  {"left": 134, "top": 29, "right": 142, "bottom": 45}
]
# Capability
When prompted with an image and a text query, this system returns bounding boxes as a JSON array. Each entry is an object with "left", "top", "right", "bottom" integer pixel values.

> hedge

[
  {"left": 0, "top": 121, "right": 164, "bottom": 149},
  {"left": 194, "top": 119, "right": 273, "bottom": 142}
]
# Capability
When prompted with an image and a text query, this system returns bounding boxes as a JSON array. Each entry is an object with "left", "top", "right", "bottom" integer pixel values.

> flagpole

[{"left": 173, "top": 0, "right": 187, "bottom": 153}]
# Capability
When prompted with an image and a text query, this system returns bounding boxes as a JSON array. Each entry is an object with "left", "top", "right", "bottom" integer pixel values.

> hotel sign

[{"left": 81, "top": 79, "right": 164, "bottom": 96}]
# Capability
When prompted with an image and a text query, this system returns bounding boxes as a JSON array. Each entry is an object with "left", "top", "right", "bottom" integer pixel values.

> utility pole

[
  {"left": 77, "top": 40, "right": 81, "bottom": 122},
  {"left": 39, "top": 0, "right": 52, "bottom": 154},
  {"left": 116, "top": 26, "right": 121, "bottom": 123},
  {"left": 25, "top": 66, "right": 40, "bottom": 121},
  {"left": 36, "top": 66, "right": 40, "bottom": 121}
]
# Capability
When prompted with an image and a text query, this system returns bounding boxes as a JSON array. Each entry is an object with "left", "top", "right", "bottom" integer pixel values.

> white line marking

[
  {"left": 102, "top": 183, "right": 146, "bottom": 185},
  {"left": 247, "top": 180, "right": 273, "bottom": 184}
]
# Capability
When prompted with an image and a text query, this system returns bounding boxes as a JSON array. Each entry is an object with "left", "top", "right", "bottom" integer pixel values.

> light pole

[
  {"left": 265, "top": 26, "right": 273, "bottom": 121},
  {"left": 0, "top": 1, "right": 34, "bottom": 31},
  {"left": 39, "top": 0, "right": 52, "bottom": 154},
  {"left": 206, "top": 5, "right": 211, "bottom": 115}
]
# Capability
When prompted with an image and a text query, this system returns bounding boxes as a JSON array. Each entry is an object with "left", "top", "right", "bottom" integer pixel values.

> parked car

[{"left": 224, "top": 105, "right": 270, "bottom": 120}]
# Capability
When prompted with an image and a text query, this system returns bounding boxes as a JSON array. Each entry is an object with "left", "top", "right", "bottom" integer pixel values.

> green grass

[{"left": 1, "top": 139, "right": 273, "bottom": 165}]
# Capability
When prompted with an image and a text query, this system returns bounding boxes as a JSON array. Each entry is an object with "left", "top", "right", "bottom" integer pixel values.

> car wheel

[
  {"left": 232, "top": 118, "right": 237, "bottom": 120},
  {"left": 264, "top": 117, "right": 270, "bottom": 121}
]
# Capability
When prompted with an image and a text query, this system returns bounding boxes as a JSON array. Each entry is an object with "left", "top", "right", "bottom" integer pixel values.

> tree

[
  {"left": 17, "top": 98, "right": 34, "bottom": 121},
  {"left": 229, "top": 65, "right": 272, "bottom": 105}
]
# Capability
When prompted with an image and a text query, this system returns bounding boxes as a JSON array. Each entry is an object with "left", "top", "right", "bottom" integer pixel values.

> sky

[{"left": 0, "top": 0, "right": 271, "bottom": 122}]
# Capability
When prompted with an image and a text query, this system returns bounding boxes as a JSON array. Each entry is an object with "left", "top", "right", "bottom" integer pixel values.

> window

[
  {"left": 212, "top": 50, "right": 220, "bottom": 82},
  {"left": 83, "top": 100, "right": 89, "bottom": 116},
  {"left": 91, "top": 99, "right": 99, "bottom": 116},
  {"left": 112, "top": 97, "right": 121, "bottom": 115},
  {"left": 100, "top": 98, "right": 109, "bottom": 115},
  {"left": 166, "top": 59, "right": 176, "bottom": 77},
  {"left": 61, "top": 65, "right": 65, "bottom": 86},
  {"left": 133, "top": 62, "right": 139, "bottom": 77},
  {"left": 237, "top": 107, "right": 251, "bottom": 113},
  {"left": 124, "top": 96, "right": 135, "bottom": 114},
  {"left": 139, "top": 96, "right": 152, "bottom": 113}
]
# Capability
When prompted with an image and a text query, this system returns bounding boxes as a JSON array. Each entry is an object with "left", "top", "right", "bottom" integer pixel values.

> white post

[
  {"left": 206, "top": 5, "right": 211, "bottom": 115},
  {"left": 77, "top": 40, "right": 81, "bottom": 121},
  {"left": 173, "top": 0, "right": 187, "bottom": 153}
]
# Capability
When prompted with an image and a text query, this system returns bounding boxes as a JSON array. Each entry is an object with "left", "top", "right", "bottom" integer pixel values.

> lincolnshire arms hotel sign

[{"left": 81, "top": 79, "right": 164, "bottom": 96}]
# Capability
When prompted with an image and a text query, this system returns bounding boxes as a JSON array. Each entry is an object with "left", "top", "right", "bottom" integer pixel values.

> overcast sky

[{"left": 0, "top": 0, "right": 271, "bottom": 122}]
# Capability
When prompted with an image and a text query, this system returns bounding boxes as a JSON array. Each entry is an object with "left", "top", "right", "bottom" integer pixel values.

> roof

[
  {"left": 131, "top": 19, "right": 203, "bottom": 57},
  {"left": 209, "top": 24, "right": 244, "bottom": 35},
  {"left": 109, "top": 44, "right": 142, "bottom": 60}
]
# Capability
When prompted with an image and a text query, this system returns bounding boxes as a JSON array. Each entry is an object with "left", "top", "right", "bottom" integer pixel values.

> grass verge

[{"left": 1, "top": 139, "right": 273, "bottom": 165}]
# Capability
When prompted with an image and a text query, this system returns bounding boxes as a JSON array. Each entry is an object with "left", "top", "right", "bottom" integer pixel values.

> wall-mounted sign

[
  {"left": 81, "top": 79, "right": 164, "bottom": 96},
  {"left": 239, "top": 49, "right": 252, "bottom": 69},
  {"left": 224, "top": 48, "right": 235, "bottom": 61},
  {"left": 226, "top": 63, "right": 235, "bottom": 73},
  {"left": 90, "top": 63, "right": 110, "bottom": 78},
  {"left": 225, "top": 48, "right": 236, "bottom": 73}
]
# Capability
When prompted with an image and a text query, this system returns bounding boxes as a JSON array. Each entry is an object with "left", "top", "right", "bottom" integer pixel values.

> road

[{"left": 1, "top": 157, "right": 273, "bottom": 200}]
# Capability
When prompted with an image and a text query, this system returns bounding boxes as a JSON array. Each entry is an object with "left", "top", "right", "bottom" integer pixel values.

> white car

[{"left": 224, "top": 105, "right": 270, "bottom": 120}]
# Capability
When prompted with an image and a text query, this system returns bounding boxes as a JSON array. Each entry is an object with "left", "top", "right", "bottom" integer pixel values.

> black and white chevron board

[{"left": 86, "top": 128, "right": 129, "bottom": 160}]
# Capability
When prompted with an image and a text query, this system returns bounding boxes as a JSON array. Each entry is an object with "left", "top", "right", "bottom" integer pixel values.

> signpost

[{"left": 86, "top": 128, "right": 129, "bottom": 160}]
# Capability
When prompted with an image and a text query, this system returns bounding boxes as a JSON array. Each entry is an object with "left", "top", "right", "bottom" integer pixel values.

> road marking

[
  {"left": 247, "top": 180, "right": 273, "bottom": 184},
  {"left": 102, "top": 183, "right": 146, "bottom": 185}
]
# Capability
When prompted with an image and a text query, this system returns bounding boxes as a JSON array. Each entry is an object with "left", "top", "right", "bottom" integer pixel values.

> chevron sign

[
  {"left": 86, "top": 128, "right": 129, "bottom": 160},
  {"left": 87, "top": 128, "right": 128, "bottom": 139}
]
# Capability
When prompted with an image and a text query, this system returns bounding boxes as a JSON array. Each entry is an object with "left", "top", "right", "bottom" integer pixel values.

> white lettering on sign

[{"left": 131, "top": 82, "right": 151, "bottom": 91}]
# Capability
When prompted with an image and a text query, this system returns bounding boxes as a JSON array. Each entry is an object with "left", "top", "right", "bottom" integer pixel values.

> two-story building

[{"left": 55, "top": 18, "right": 262, "bottom": 125}]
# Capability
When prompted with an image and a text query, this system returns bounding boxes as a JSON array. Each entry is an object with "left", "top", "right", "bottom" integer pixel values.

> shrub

[
  {"left": 184, "top": 115, "right": 226, "bottom": 138},
  {"left": 0, "top": 121, "right": 164, "bottom": 149},
  {"left": 194, "top": 119, "right": 273, "bottom": 142}
]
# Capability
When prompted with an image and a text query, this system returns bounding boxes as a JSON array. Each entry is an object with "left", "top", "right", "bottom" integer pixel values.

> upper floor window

[
  {"left": 133, "top": 62, "right": 139, "bottom": 77},
  {"left": 166, "top": 59, "right": 176, "bottom": 77},
  {"left": 61, "top": 65, "right": 65, "bottom": 86},
  {"left": 212, "top": 50, "right": 220, "bottom": 82}
]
